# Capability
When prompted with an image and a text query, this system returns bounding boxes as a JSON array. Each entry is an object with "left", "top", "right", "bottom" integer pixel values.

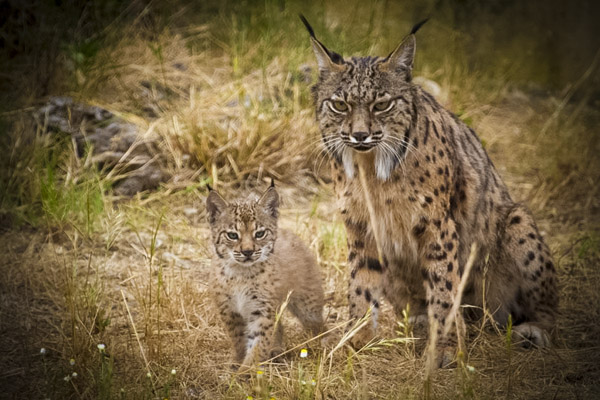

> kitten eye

[
  {"left": 226, "top": 232, "right": 239, "bottom": 240},
  {"left": 329, "top": 100, "right": 349, "bottom": 113},
  {"left": 254, "top": 230, "right": 266, "bottom": 239},
  {"left": 373, "top": 100, "right": 394, "bottom": 113}
]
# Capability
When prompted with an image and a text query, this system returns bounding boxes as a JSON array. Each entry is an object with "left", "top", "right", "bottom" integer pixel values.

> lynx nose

[
  {"left": 241, "top": 249, "right": 254, "bottom": 257},
  {"left": 351, "top": 131, "right": 369, "bottom": 143}
]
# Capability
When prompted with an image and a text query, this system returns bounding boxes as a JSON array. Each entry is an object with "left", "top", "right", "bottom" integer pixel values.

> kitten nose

[
  {"left": 352, "top": 131, "right": 369, "bottom": 142},
  {"left": 241, "top": 249, "right": 253, "bottom": 257}
]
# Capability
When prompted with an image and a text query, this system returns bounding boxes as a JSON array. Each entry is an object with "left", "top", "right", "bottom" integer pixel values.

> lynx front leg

[
  {"left": 345, "top": 224, "right": 384, "bottom": 349},
  {"left": 420, "top": 216, "right": 462, "bottom": 368}
]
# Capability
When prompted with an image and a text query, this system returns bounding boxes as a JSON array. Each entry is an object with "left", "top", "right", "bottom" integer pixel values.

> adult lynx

[{"left": 302, "top": 16, "right": 557, "bottom": 367}]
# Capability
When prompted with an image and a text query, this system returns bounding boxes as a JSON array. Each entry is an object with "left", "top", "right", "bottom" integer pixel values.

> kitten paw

[{"left": 348, "top": 326, "right": 376, "bottom": 349}]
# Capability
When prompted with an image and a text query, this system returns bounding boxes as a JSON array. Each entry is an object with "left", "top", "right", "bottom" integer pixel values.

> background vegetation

[{"left": 0, "top": 0, "right": 599, "bottom": 398}]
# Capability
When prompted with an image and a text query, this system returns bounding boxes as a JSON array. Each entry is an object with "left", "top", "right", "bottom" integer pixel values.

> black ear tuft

[
  {"left": 299, "top": 14, "right": 344, "bottom": 67},
  {"left": 270, "top": 178, "right": 275, "bottom": 188},
  {"left": 206, "top": 184, "right": 213, "bottom": 192},
  {"left": 410, "top": 18, "right": 429, "bottom": 35},
  {"left": 299, "top": 14, "right": 316, "bottom": 38}
]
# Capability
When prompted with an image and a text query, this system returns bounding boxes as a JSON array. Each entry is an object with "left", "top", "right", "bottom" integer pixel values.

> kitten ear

[
  {"left": 257, "top": 185, "right": 279, "bottom": 219},
  {"left": 206, "top": 189, "right": 228, "bottom": 224},
  {"left": 380, "top": 34, "right": 416, "bottom": 74},
  {"left": 299, "top": 14, "right": 344, "bottom": 73}
]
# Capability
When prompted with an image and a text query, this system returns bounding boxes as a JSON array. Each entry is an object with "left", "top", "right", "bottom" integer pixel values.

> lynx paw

[
  {"left": 431, "top": 345, "right": 457, "bottom": 369},
  {"left": 513, "top": 323, "right": 551, "bottom": 348}
]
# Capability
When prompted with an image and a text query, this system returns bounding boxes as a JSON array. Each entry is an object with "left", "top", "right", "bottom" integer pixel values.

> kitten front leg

[
  {"left": 241, "top": 308, "right": 278, "bottom": 368},
  {"left": 345, "top": 223, "right": 384, "bottom": 349},
  {"left": 214, "top": 292, "right": 247, "bottom": 368}
]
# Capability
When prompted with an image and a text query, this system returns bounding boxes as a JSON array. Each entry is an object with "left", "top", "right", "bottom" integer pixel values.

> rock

[{"left": 34, "top": 96, "right": 167, "bottom": 196}]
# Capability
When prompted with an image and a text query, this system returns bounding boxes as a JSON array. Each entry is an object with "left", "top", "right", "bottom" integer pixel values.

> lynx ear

[
  {"left": 380, "top": 18, "right": 428, "bottom": 75},
  {"left": 380, "top": 35, "right": 416, "bottom": 74},
  {"left": 257, "top": 185, "right": 279, "bottom": 219},
  {"left": 299, "top": 14, "right": 344, "bottom": 73},
  {"left": 206, "top": 189, "right": 228, "bottom": 224}
]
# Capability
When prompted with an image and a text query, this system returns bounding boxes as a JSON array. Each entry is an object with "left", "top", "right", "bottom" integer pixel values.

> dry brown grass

[{"left": 1, "top": 1, "right": 599, "bottom": 399}]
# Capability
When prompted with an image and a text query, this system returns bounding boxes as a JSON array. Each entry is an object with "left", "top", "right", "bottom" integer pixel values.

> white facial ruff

[{"left": 374, "top": 147, "right": 394, "bottom": 181}]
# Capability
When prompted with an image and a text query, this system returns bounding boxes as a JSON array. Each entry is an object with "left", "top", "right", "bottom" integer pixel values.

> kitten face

[
  {"left": 206, "top": 186, "right": 279, "bottom": 266},
  {"left": 307, "top": 22, "right": 418, "bottom": 180}
]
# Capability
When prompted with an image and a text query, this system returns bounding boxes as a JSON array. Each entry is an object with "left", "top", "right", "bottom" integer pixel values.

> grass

[{"left": 1, "top": 0, "right": 599, "bottom": 398}]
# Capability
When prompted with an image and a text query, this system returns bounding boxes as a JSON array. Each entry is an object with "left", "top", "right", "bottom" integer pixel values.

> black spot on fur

[
  {"left": 355, "top": 287, "right": 362, "bottom": 296},
  {"left": 421, "top": 268, "right": 429, "bottom": 280},
  {"left": 441, "top": 301, "right": 450, "bottom": 309},
  {"left": 365, "top": 289, "right": 372, "bottom": 302},
  {"left": 425, "top": 196, "right": 433, "bottom": 203},
  {"left": 510, "top": 215, "right": 521, "bottom": 225},
  {"left": 447, "top": 262, "right": 453, "bottom": 272},
  {"left": 413, "top": 223, "right": 426, "bottom": 237},
  {"left": 445, "top": 280, "right": 453, "bottom": 291},
  {"left": 348, "top": 251, "right": 356, "bottom": 262},
  {"left": 528, "top": 251, "right": 535, "bottom": 260},
  {"left": 445, "top": 242, "right": 454, "bottom": 251},
  {"left": 367, "top": 257, "right": 383, "bottom": 272},
  {"left": 518, "top": 238, "right": 526, "bottom": 245},
  {"left": 437, "top": 167, "right": 443, "bottom": 175}
]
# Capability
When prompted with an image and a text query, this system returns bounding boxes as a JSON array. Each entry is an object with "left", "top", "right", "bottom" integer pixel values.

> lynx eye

[
  {"left": 373, "top": 99, "right": 394, "bottom": 113},
  {"left": 254, "top": 230, "right": 266, "bottom": 239},
  {"left": 329, "top": 100, "right": 349, "bottom": 113},
  {"left": 226, "top": 232, "right": 239, "bottom": 240}
]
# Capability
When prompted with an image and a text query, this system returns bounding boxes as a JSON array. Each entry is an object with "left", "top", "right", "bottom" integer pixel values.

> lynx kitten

[{"left": 206, "top": 182, "right": 325, "bottom": 369}]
